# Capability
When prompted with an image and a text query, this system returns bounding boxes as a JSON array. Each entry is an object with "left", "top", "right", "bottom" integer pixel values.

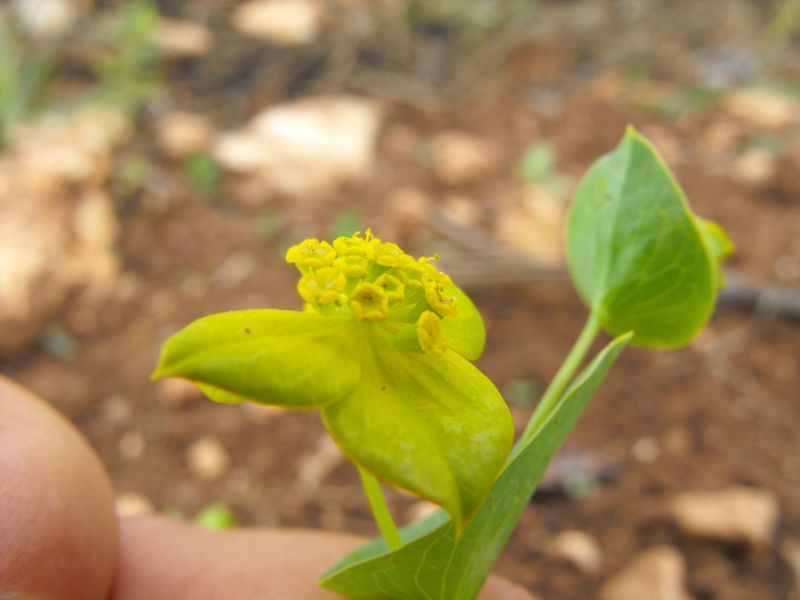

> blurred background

[{"left": 1, "top": 0, "right": 799, "bottom": 597}]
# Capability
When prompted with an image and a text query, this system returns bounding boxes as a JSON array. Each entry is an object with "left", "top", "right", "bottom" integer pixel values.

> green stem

[
  {"left": 357, "top": 466, "right": 403, "bottom": 551},
  {"left": 519, "top": 311, "right": 601, "bottom": 446}
]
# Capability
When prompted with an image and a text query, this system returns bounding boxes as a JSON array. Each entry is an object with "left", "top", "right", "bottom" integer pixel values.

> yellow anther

[
  {"left": 297, "top": 267, "right": 346, "bottom": 305},
  {"left": 416, "top": 310, "right": 447, "bottom": 356},
  {"left": 285, "top": 239, "right": 336, "bottom": 269},
  {"left": 374, "top": 273, "right": 405, "bottom": 303},
  {"left": 349, "top": 283, "right": 389, "bottom": 322},
  {"left": 424, "top": 276, "right": 457, "bottom": 317}
]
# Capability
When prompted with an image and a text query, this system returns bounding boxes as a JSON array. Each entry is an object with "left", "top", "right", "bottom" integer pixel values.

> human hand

[{"left": 0, "top": 376, "right": 534, "bottom": 599}]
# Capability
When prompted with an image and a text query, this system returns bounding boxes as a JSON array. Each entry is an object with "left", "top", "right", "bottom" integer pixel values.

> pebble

[
  {"left": 157, "top": 377, "right": 203, "bottom": 407},
  {"left": 630, "top": 436, "right": 661, "bottom": 464},
  {"left": 187, "top": 436, "right": 231, "bottom": 481},
  {"left": 670, "top": 486, "right": 779, "bottom": 548},
  {"left": 599, "top": 545, "right": 691, "bottom": 600},
  {"left": 549, "top": 529, "right": 603, "bottom": 574},
  {"left": 731, "top": 149, "right": 776, "bottom": 186},
  {"left": 405, "top": 500, "right": 439, "bottom": 524},
  {"left": 118, "top": 431, "right": 146, "bottom": 461},
  {"left": 430, "top": 130, "right": 501, "bottom": 185},
  {"left": 724, "top": 87, "right": 799, "bottom": 131},
  {"left": 157, "top": 112, "right": 214, "bottom": 158},
  {"left": 231, "top": 0, "right": 324, "bottom": 46},
  {"left": 116, "top": 492, "right": 153, "bottom": 517},
  {"left": 154, "top": 19, "right": 213, "bottom": 57},
  {"left": 294, "top": 436, "right": 344, "bottom": 498},
  {"left": 214, "top": 96, "right": 382, "bottom": 201}
]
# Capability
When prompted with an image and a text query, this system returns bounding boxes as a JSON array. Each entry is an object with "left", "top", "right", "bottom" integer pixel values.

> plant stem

[
  {"left": 519, "top": 311, "right": 601, "bottom": 447},
  {"left": 357, "top": 465, "right": 403, "bottom": 551}
]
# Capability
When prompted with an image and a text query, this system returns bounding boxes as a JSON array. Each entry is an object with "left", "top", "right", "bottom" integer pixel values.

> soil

[{"left": 2, "top": 1, "right": 800, "bottom": 598}]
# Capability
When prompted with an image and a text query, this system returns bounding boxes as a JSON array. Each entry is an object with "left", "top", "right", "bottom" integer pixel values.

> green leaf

[
  {"left": 152, "top": 310, "right": 360, "bottom": 408},
  {"left": 566, "top": 126, "right": 731, "bottom": 348},
  {"left": 440, "top": 284, "right": 486, "bottom": 361},
  {"left": 694, "top": 217, "right": 734, "bottom": 288},
  {"left": 320, "top": 333, "right": 630, "bottom": 599},
  {"left": 322, "top": 332, "right": 512, "bottom": 533}
]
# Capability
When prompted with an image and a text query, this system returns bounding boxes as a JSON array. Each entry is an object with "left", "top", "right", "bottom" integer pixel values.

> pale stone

[
  {"left": 231, "top": 0, "right": 324, "bottom": 46},
  {"left": 630, "top": 436, "right": 661, "bottom": 464},
  {"left": 442, "top": 194, "right": 482, "bottom": 227},
  {"left": 294, "top": 436, "right": 344, "bottom": 498},
  {"left": 154, "top": 19, "right": 213, "bottom": 57},
  {"left": 116, "top": 492, "right": 153, "bottom": 517},
  {"left": 118, "top": 431, "right": 146, "bottom": 461},
  {"left": 670, "top": 486, "right": 779, "bottom": 548},
  {"left": 0, "top": 108, "right": 127, "bottom": 354},
  {"left": 430, "top": 130, "right": 501, "bottom": 185},
  {"left": 157, "top": 112, "right": 214, "bottom": 158},
  {"left": 725, "top": 87, "right": 799, "bottom": 131},
  {"left": 214, "top": 96, "right": 382, "bottom": 201},
  {"left": 549, "top": 529, "right": 603, "bottom": 574},
  {"left": 11, "top": 0, "right": 81, "bottom": 39},
  {"left": 732, "top": 149, "right": 776, "bottom": 186},
  {"left": 157, "top": 378, "right": 203, "bottom": 407},
  {"left": 187, "top": 436, "right": 231, "bottom": 481},
  {"left": 405, "top": 500, "right": 440, "bottom": 524},
  {"left": 599, "top": 545, "right": 691, "bottom": 600}
]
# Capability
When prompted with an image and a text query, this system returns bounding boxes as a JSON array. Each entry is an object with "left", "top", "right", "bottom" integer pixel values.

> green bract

[
  {"left": 566, "top": 127, "right": 733, "bottom": 348},
  {"left": 152, "top": 231, "right": 514, "bottom": 532}
]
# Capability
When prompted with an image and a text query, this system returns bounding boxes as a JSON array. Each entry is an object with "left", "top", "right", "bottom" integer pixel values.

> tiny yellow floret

[
  {"left": 285, "top": 239, "right": 336, "bottom": 269},
  {"left": 297, "top": 267, "right": 345, "bottom": 305},
  {"left": 417, "top": 310, "right": 447, "bottom": 356},
  {"left": 349, "top": 283, "right": 389, "bottom": 322}
]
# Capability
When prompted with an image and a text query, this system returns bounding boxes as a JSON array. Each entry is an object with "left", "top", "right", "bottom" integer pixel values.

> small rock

[
  {"left": 430, "top": 130, "right": 501, "bottom": 185},
  {"left": 724, "top": 87, "right": 799, "bottom": 131},
  {"left": 670, "top": 486, "right": 779, "bottom": 548},
  {"left": 549, "top": 529, "right": 603, "bottom": 574},
  {"left": 116, "top": 492, "right": 153, "bottom": 517},
  {"left": 442, "top": 194, "right": 482, "bottom": 227},
  {"left": 157, "top": 377, "right": 203, "bottom": 407},
  {"left": 11, "top": 0, "right": 81, "bottom": 39},
  {"left": 732, "top": 149, "right": 776, "bottom": 186},
  {"left": 495, "top": 186, "right": 566, "bottom": 266},
  {"left": 294, "top": 436, "right": 344, "bottom": 498},
  {"left": 386, "top": 186, "right": 431, "bottom": 228},
  {"left": 231, "top": 0, "right": 324, "bottom": 46},
  {"left": 630, "top": 436, "right": 661, "bottom": 464},
  {"left": 101, "top": 394, "right": 132, "bottom": 427},
  {"left": 599, "top": 545, "right": 691, "bottom": 600},
  {"left": 157, "top": 112, "right": 214, "bottom": 158},
  {"left": 214, "top": 96, "right": 382, "bottom": 201},
  {"left": 187, "top": 436, "right": 231, "bottom": 481},
  {"left": 118, "top": 431, "right": 146, "bottom": 461},
  {"left": 405, "top": 500, "right": 439, "bottom": 524},
  {"left": 154, "top": 19, "right": 213, "bottom": 57}
]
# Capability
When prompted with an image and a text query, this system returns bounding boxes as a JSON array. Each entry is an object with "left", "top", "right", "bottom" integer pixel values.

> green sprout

[{"left": 153, "top": 127, "right": 731, "bottom": 599}]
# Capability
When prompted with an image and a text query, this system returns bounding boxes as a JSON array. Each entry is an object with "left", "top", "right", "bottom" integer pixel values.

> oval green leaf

[
  {"left": 322, "top": 331, "right": 513, "bottom": 533},
  {"left": 566, "top": 127, "right": 732, "bottom": 348},
  {"left": 152, "top": 309, "right": 360, "bottom": 408},
  {"left": 319, "top": 333, "right": 631, "bottom": 599}
]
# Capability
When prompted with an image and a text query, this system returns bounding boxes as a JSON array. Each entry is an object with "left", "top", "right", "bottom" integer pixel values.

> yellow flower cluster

[{"left": 286, "top": 231, "right": 457, "bottom": 355}]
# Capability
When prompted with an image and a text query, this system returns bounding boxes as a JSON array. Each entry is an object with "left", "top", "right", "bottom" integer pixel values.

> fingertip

[{"left": 0, "top": 376, "right": 117, "bottom": 600}]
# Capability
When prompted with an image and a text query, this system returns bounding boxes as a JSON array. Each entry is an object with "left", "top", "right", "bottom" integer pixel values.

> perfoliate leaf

[
  {"left": 152, "top": 310, "right": 360, "bottom": 408},
  {"left": 440, "top": 284, "right": 486, "bottom": 361},
  {"left": 322, "top": 330, "right": 512, "bottom": 533},
  {"left": 320, "top": 334, "right": 631, "bottom": 599},
  {"left": 566, "top": 126, "right": 731, "bottom": 348}
]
